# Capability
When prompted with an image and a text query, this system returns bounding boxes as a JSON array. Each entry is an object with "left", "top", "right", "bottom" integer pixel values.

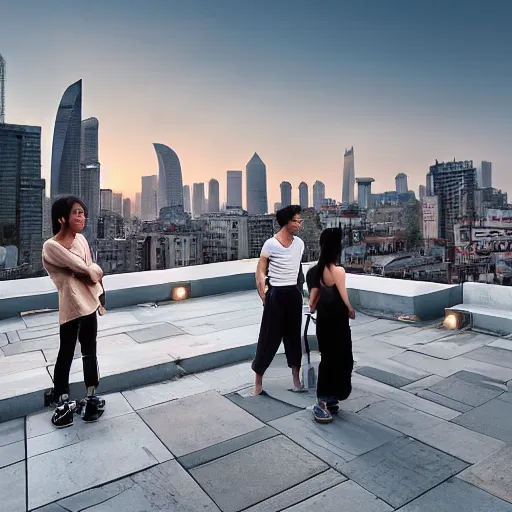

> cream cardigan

[{"left": 42, "top": 234, "right": 104, "bottom": 325}]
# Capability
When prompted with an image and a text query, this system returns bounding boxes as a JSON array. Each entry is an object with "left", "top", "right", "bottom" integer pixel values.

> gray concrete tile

[
  {"left": 34, "top": 504, "right": 68, "bottom": 511},
  {"left": 457, "top": 445, "right": 512, "bottom": 504},
  {"left": 57, "top": 460, "right": 221, "bottom": 512},
  {"left": 350, "top": 319, "right": 405, "bottom": 340},
  {"left": 0, "top": 332, "right": 7, "bottom": 348},
  {"left": 413, "top": 419, "right": 505, "bottom": 464},
  {"left": 341, "top": 437, "right": 469, "bottom": 509},
  {"left": 355, "top": 366, "right": 414, "bottom": 388},
  {"left": 6, "top": 330, "right": 20, "bottom": 343},
  {"left": 260, "top": 376, "right": 318, "bottom": 408},
  {"left": 410, "top": 332, "right": 497, "bottom": 360},
  {"left": 244, "top": 469, "right": 346, "bottom": 512},
  {"left": 0, "top": 366, "right": 53, "bottom": 403},
  {"left": 179, "top": 425, "right": 279, "bottom": 469},
  {"left": 190, "top": 435, "right": 328, "bottom": 512},
  {"left": 138, "top": 390, "right": 263, "bottom": 457},
  {"left": 2, "top": 334, "right": 59, "bottom": 356},
  {"left": 465, "top": 345, "right": 512, "bottom": 369},
  {"left": 122, "top": 375, "right": 212, "bottom": 410},
  {"left": 0, "top": 350, "right": 46, "bottom": 376},
  {"left": 194, "top": 361, "right": 255, "bottom": 394},
  {"left": 96, "top": 321, "right": 163, "bottom": 338},
  {"left": 0, "top": 440, "right": 25, "bottom": 469},
  {"left": 22, "top": 311, "right": 59, "bottom": 328},
  {"left": 0, "top": 461, "right": 26, "bottom": 512},
  {"left": 282, "top": 480, "right": 393, "bottom": 512},
  {"left": 352, "top": 374, "right": 460, "bottom": 420},
  {"left": 428, "top": 371, "right": 504, "bottom": 407},
  {"left": 27, "top": 412, "right": 172, "bottom": 510},
  {"left": 397, "top": 478, "right": 512, "bottom": 511},
  {"left": 359, "top": 400, "right": 445, "bottom": 436},
  {"left": 488, "top": 337, "right": 512, "bottom": 351},
  {"left": 127, "top": 322, "right": 185, "bottom": 343},
  {"left": 97, "top": 311, "right": 140, "bottom": 331},
  {"left": 270, "top": 409, "right": 401, "bottom": 468},
  {"left": 0, "top": 417, "right": 24, "bottom": 447},
  {"left": 452, "top": 396, "right": 512, "bottom": 443},
  {"left": 381, "top": 326, "right": 453, "bottom": 344},
  {"left": 226, "top": 392, "right": 301, "bottom": 422},
  {"left": 416, "top": 389, "right": 473, "bottom": 413},
  {"left": 0, "top": 316, "right": 26, "bottom": 333},
  {"left": 18, "top": 325, "right": 59, "bottom": 341}
]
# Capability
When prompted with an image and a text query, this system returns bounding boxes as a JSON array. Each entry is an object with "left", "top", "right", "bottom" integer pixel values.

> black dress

[{"left": 306, "top": 265, "right": 354, "bottom": 402}]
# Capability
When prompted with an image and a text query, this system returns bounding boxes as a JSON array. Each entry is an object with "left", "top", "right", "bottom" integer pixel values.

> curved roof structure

[
  {"left": 51, "top": 80, "right": 82, "bottom": 198},
  {"left": 153, "top": 143, "right": 184, "bottom": 209}
]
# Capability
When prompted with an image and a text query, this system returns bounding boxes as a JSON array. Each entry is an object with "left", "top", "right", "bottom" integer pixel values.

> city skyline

[{"left": 1, "top": 0, "right": 511, "bottom": 208}]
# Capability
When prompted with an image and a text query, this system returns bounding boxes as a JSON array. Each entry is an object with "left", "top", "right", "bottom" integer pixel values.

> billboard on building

[
  {"left": 486, "top": 209, "right": 512, "bottom": 223},
  {"left": 421, "top": 196, "right": 439, "bottom": 240}
]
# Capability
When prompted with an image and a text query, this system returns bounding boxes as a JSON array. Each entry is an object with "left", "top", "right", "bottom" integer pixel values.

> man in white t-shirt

[{"left": 252, "top": 205, "right": 305, "bottom": 395}]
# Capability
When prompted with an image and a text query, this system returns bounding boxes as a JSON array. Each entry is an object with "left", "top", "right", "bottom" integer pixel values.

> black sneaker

[
  {"left": 312, "top": 401, "right": 333, "bottom": 424},
  {"left": 51, "top": 395, "right": 77, "bottom": 428},
  {"left": 326, "top": 399, "right": 339, "bottom": 414},
  {"left": 78, "top": 396, "right": 106, "bottom": 423}
]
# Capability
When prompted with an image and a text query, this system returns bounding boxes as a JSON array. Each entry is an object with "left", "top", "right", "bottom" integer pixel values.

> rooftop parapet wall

[{"left": 0, "top": 260, "right": 461, "bottom": 321}]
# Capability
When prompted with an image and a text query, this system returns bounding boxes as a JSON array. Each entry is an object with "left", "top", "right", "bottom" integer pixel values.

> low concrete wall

[
  {"left": 463, "top": 281, "right": 512, "bottom": 309},
  {"left": 0, "top": 261, "right": 462, "bottom": 321}
]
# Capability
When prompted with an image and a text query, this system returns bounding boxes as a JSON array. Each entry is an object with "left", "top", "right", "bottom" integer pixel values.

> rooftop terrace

[{"left": 0, "top": 261, "right": 511, "bottom": 511}]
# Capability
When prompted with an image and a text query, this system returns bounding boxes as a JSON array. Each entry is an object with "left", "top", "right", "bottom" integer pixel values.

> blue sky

[{"left": 1, "top": 0, "right": 511, "bottom": 205}]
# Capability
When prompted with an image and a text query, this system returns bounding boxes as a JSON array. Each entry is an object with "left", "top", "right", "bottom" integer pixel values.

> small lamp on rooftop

[
  {"left": 171, "top": 283, "right": 190, "bottom": 301},
  {"left": 443, "top": 310, "right": 468, "bottom": 330}
]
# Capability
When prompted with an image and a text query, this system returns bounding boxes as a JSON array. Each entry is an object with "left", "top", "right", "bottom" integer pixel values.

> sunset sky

[{"left": 2, "top": 0, "right": 511, "bottom": 207}]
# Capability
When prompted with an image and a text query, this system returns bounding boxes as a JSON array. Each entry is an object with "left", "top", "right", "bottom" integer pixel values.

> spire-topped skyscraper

[
  {"left": 342, "top": 146, "right": 355, "bottom": 204},
  {"left": 246, "top": 152, "right": 268, "bottom": 214}
]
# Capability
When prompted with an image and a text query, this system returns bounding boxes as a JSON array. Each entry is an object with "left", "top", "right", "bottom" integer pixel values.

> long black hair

[
  {"left": 314, "top": 227, "right": 342, "bottom": 287},
  {"left": 51, "top": 196, "right": 88, "bottom": 236}
]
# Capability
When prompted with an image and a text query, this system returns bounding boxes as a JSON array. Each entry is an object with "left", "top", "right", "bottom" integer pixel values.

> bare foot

[
  {"left": 254, "top": 373, "right": 263, "bottom": 396},
  {"left": 292, "top": 367, "right": 302, "bottom": 390}
]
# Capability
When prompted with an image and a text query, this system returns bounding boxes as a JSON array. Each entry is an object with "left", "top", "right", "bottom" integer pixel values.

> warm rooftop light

[
  {"left": 172, "top": 284, "right": 190, "bottom": 301},
  {"left": 443, "top": 310, "right": 469, "bottom": 330},
  {"left": 443, "top": 313, "right": 459, "bottom": 330}
]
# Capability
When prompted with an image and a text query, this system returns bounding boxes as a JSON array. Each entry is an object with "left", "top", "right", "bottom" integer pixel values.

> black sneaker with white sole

[
  {"left": 51, "top": 395, "right": 77, "bottom": 429},
  {"left": 78, "top": 396, "right": 106, "bottom": 423}
]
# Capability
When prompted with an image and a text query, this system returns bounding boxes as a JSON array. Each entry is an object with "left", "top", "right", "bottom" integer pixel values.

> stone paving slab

[
  {"left": 0, "top": 350, "right": 46, "bottom": 376},
  {"left": 358, "top": 399, "right": 445, "bottom": 437},
  {"left": 416, "top": 389, "right": 474, "bottom": 413},
  {"left": 54, "top": 460, "right": 221, "bottom": 512},
  {"left": 457, "top": 444, "right": 512, "bottom": 504},
  {"left": 282, "top": 480, "right": 393, "bottom": 512},
  {"left": 0, "top": 416, "right": 24, "bottom": 446},
  {"left": 178, "top": 425, "right": 279, "bottom": 470},
  {"left": 127, "top": 322, "right": 185, "bottom": 343},
  {"left": 226, "top": 391, "right": 301, "bottom": 422},
  {"left": 355, "top": 366, "right": 415, "bottom": 388},
  {"left": 401, "top": 374, "right": 445, "bottom": 392},
  {"left": 18, "top": 325, "right": 59, "bottom": 341},
  {"left": 0, "top": 439, "right": 24, "bottom": 469},
  {"left": 139, "top": 390, "right": 263, "bottom": 457},
  {"left": 0, "top": 316, "right": 27, "bottom": 333},
  {"left": 452, "top": 396, "right": 512, "bottom": 443},
  {"left": 465, "top": 345, "right": 512, "bottom": 368},
  {"left": 0, "top": 332, "right": 7, "bottom": 348},
  {"left": 409, "top": 331, "right": 496, "bottom": 360},
  {"left": 428, "top": 371, "right": 505, "bottom": 407},
  {"left": 340, "top": 436, "right": 469, "bottom": 509},
  {"left": 0, "top": 461, "right": 26, "bottom": 512},
  {"left": 270, "top": 409, "right": 401, "bottom": 468},
  {"left": 243, "top": 469, "right": 347, "bottom": 512},
  {"left": 397, "top": 478, "right": 512, "bottom": 511},
  {"left": 190, "top": 435, "right": 328, "bottom": 512},
  {"left": 28, "top": 412, "right": 173, "bottom": 510},
  {"left": 22, "top": 311, "right": 58, "bottom": 328}
]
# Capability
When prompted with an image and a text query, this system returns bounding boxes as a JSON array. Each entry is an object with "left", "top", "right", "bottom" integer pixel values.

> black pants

[
  {"left": 53, "top": 312, "right": 100, "bottom": 398},
  {"left": 252, "top": 285, "right": 303, "bottom": 376}
]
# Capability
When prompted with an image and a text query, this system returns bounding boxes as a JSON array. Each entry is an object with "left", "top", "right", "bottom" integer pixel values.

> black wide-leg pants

[{"left": 252, "top": 285, "right": 303, "bottom": 376}]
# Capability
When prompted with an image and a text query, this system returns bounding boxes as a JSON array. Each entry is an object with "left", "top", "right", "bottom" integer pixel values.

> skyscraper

[
  {"left": 246, "top": 153, "right": 268, "bottom": 214},
  {"left": 480, "top": 161, "right": 492, "bottom": 188},
  {"left": 419, "top": 184, "right": 426, "bottom": 200},
  {"left": 227, "top": 170, "right": 243, "bottom": 209},
  {"left": 313, "top": 180, "right": 326, "bottom": 210},
  {"left": 395, "top": 173, "right": 408, "bottom": 194},
  {"left": 112, "top": 193, "right": 123, "bottom": 215},
  {"left": 356, "top": 178, "right": 375, "bottom": 209},
  {"left": 429, "top": 159, "right": 477, "bottom": 243},
  {"left": 0, "top": 54, "right": 5, "bottom": 124},
  {"left": 153, "top": 143, "right": 183, "bottom": 210},
  {"left": 193, "top": 183, "right": 206, "bottom": 217},
  {"left": 280, "top": 181, "right": 292, "bottom": 208},
  {"left": 123, "top": 198, "right": 131, "bottom": 221},
  {"left": 141, "top": 175, "right": 158, "bottom": 221},
  {"left": 81, "top": 164, "right": 100, "bottom": 242},
  {"left": 81, "top": 117, "right": 99, "bottom": 164},
  {"left": 134, "top": 192, "right": 141, "bottom": 218},
  {"left": 100, "top": 189, "right": 113, "bottom": 211},
  {"left": 299, "top": 182, "right": 308, "bottom": 209},
  {"left": 0, "top": 124, "right": 45, "bottom": 270},
  {"left": 51, "top": 79, "right": 82, "bottom": 199},
  {"left": 183, "top": 185, "right": 191, "bottom": 213},
  {"left": 208, "top": 179, "right": 220, "bottom": 213},
  {"left": 342, "top": 147, "right": 355, "bottom": 204}
]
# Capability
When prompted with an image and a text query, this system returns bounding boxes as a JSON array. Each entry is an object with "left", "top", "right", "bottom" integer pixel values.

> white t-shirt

[{"left": 261, "top": 236, "right": 305, "bottom": 287}]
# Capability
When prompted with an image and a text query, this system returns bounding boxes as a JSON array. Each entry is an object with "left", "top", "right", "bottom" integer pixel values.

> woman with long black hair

[
  {"left": 42, "top": 196, "right": 106, "bottom": 428},
  {"left": 306, "top": 227, "right": 355, "bottom": 423}
]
